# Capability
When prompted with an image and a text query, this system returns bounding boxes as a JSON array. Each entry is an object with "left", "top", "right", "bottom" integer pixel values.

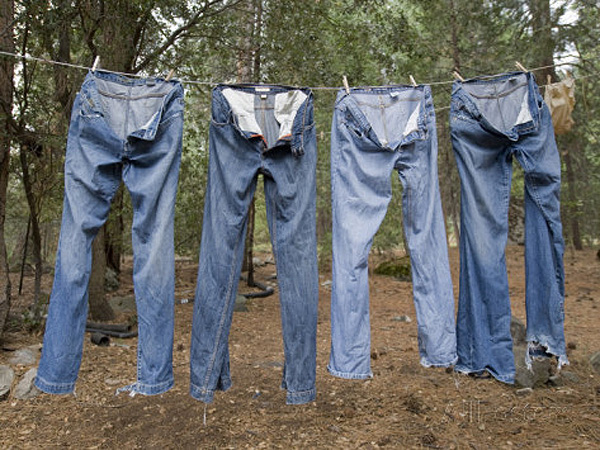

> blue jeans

[
  {"left": 450, "top": 72, "right": 568, "bottom": 383},
  {"left": 35, "top": 71, "right": 184, "bottom": 395},
  {"left": 190, "top": 84, "right": 318, "bottom": 405},
  {"left": 329, "top": 86, "right": 457, "bottom": 379}
]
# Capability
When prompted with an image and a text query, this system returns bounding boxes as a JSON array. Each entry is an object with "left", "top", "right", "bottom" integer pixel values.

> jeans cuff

[
  {"left": 115, "top": 378, "right": 174, "bottom": 397},
  {"left": 327, "top": 365, "right": 373, "bottom": 380},
  {"left": 420, "top": 354, "right": 458, "bottom": 368},
  {"left": 286, "top": 387, "right": 316, "bottom": 405},
  {"left": 189, "top": 379, "right": 232, "bottom": 404},
  {"left": 454, "top": 365, "right": 515, "bottom": 384},
  {"left": 34, "top": 375, "right": 76, "bottom": 395}
]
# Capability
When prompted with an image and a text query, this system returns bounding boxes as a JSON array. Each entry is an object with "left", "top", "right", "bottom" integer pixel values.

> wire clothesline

[{"left": 0, "top": 49, "right": 595, "bottom": 91}]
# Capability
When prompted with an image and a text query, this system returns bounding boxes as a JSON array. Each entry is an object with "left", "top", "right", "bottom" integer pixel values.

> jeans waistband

[
  {"left": 334, "top": 84, "right": 434, "bottom": 148},
  {"left": 212, "top": 84, "right": 314, "bottom": 156},
  {"left": 79, "top": 70, "right": 184, "bottom": 142},
  {"left": 451, "top": 71, "right": 542, "bottom": 138}
]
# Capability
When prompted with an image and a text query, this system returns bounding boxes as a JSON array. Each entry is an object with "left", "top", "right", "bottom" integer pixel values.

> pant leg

[
  {"left": 514, "top": 101, "right": 568, "bottom": 368},
  {"left": 263, "top": 139, "right": 319, "bottom": 405},
  {"left": 119, "top": 110, "right": 184, "bottom": 396},
  {"left": 451, "top": 120, "right": 516, "bottom": 383},
  {"left": 396, "top": 123, "right": 456, "bottom": 367},
  {"left": 36, "top": 96, "right": 122, "bottom": 394},
  {"left": 189, "top": 123, "right": 260, "bottom": 403},
  {"left": 328, "top": 108, "right": 397, "bottom": 379}
]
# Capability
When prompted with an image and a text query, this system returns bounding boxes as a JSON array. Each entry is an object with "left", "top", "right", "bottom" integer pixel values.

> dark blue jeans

[
  {"left": 190, "top": 85, "right": 318, "bottom": 405},
  {"left": 450, "top": 72, "right": 568, "bottom": 383}
]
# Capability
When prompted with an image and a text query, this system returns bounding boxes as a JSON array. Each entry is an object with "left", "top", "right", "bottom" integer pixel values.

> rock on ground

[
  {"left": 590, "top": 351, "right": 600, "bottom": 374},
  {"left": 8, "top": 348, "right": 37, "bottom": 366},
  {"left": 514, "top": 345, "right": 551, "bottom": 388},
  {"left": 0, "top": 365, "right": 15, "bottom": 400},
  {"left": 510, "top": 316, "right": 527, "bottom": 345},
  {"left": 13, "top": 368, "right": 40, "bottom": 400}
]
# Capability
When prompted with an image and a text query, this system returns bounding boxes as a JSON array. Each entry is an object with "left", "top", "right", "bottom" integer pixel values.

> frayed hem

[{"left": 525, "top": 340, "right": 569, "bottom": 372}]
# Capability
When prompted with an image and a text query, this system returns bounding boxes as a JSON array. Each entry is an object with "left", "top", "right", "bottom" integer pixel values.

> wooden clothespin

[
  {"left": 166, "top": 69, "right": 176, "bottom": 81},
  {"left": 452, "top": 70, "right": 465, "bottom": 82},
  {"left": 409, "top": 75, "right": 417, "bottom": 87},
  {"left": 91, "top": 56, "right": 100, "bottom": 72},
  {"left": 515, "top": 61, "right": 528, "bottom": 72},
  {"left": 342, "top": 75, "right": 350, "bottom": 94}
]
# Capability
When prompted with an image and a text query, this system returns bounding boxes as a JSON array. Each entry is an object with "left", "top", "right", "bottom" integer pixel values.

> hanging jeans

[
  {"left": 329, "top": 85, "right": 457, "bottom": 379},
  {"left": 35, "top": 71, "right": 184, "bottom": 395},
  {"left": 450, "top": 72, "right": 568, "bottom": 383},
  {"left": 190, "top": 85, "right": 318, "bottom": 405}
]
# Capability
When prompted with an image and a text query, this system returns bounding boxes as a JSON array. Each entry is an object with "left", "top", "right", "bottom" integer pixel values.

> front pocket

[
  {"left": 340, "top": 106, "right": 370, "bottom": 139},
  {"left": 79, "top": 95, "right": 103, "bottom": 120},
  {"left": 450, "top": 100, "right": 478, "bottom": 123}
]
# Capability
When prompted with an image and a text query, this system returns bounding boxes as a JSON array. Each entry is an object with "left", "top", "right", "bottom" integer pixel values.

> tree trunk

[
  {"left": 529, "top": 0, "right": 582, "bottom": 249},
  {"left": 238, "top": 0, "right": 262, "bottom": 286},
  {"left": 89, "top": 228, "right": 115, "bottom": 322},
  {"left": 84, "top": 1, "right": 143, "bottom": 320},
  {"left": 105, "top": 186, "right": 124, "bottom": 275},
  {"left": 0, "top": 0, "right": 14, "bottom": 342},
  {"left": 446, "top": 2, "right": 462, "bottom": 244},
  {"left": 529, "top": 0, "right": 555, "bottom": 83},
  {"left": 449, "top": 0, "right": 461, "bottom": 72},
  {"left": 561, "top": 135, "right": 583, "bottom": 250},
  {"left": 19, "top": 146, "right": 44, "bottom": 323}
]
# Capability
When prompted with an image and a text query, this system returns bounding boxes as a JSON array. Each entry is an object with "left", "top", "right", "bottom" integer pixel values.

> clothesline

[{"left": 0, "top": 49, "right": 596, "bottom": 91}]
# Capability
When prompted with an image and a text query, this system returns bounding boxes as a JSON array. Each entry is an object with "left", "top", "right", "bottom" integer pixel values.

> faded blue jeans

[
  {"left": 190, "top": 84, "right": 318, "bottom": 405},
  {"left": 329, "top": 86, "right": 457, "bottom": 379},
  {"left": 35, "top": 71, "right": 184, "bottom": 395},
  {"left": 450, "top": 72, "right": 568, "bottom": 383}
]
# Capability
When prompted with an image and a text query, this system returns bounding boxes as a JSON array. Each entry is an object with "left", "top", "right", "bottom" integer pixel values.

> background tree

[
  {"left": 1, "top": 0, "right": 599, "bottom": 339},
  {"left": 0, "top": 0, "right": 14, "bottom": 342}
]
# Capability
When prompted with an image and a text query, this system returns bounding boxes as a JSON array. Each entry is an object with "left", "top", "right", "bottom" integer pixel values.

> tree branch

[{"left": 133, "top": 0, "right": 244, "bottom": 73}]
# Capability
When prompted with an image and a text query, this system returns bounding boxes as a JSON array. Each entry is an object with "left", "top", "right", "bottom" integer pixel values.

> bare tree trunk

[
  {"left": 529, "top": 0, "right": 582, "bottom": 249},
  {"left": 445, "top": 1, "right": 462, "bottom": 245},
  {"left": 19, "top": 146, "right": 44, "bottom": 322},
  {"left": 238, "top": 0, "right": 262, "bottom": 286},
  {"left": 89, "top": 228, "right": 115, "bottom": 321},
  {"left": 0, "top": 0, "right": 14, "bottom": 342},
  {"left": 83, "top": 0, "right": 143, "bottom": 320},
  {"left": 449, "top": 0, "right": 461, "bottom": 72},
  {"left": 105, "top": 186, "right": 124, "bottom": 275},
  {"left": 529, "top": 0, "right": 555, "bottom": 83},
  {"left": 561, "top": 135, "right": 583, "bottom": 250}
]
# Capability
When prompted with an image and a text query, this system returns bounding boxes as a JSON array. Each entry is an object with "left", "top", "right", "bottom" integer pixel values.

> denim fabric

[
  {"left": 35, "top": 71, "right": 184, "bottom": 395},
  {"left": 329, "top": 86, "right": 457, "bottom": 379},
  {"left": 450, "top": 72, "right": 568, "bottom": 383},
  {"left": 190, "top": 84, "right": 318, "bottom": 405}
]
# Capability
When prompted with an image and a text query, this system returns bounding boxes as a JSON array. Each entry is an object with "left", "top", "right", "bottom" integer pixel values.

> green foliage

[
  {"left": 373, "top": 256, "right": 412, "bottom": 282},
  {"left": 4, "top": 0, "right": 600, "bottom": 278}
]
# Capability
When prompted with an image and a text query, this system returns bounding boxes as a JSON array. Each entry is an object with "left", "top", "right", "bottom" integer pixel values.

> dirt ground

[{"left": 1, "top": 246, "right": 599, "bottom": 449}]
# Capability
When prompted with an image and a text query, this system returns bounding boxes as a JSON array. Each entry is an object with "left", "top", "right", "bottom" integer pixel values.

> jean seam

[
  {"left": 201, "top": 195, "right": 245, "bottom": 393},
  {"left": 519, "top": 150, "right": 565, "bottom": 313}
]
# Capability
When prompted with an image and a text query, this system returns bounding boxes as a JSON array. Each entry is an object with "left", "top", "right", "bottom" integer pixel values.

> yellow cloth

[{"left": 544, "top": 76, "right": 575, "bottom": 135}]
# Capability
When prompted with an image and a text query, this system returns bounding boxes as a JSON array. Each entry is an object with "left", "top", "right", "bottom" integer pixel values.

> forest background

[{"left": 0, "top": 0, "right": 598, "bottom": 338}]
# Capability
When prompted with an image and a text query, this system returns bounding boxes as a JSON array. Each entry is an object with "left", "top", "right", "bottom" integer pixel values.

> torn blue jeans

[
  {"left": 190, "top": 84, "right": 318, "bottom": 405},
  {"left": 329, "top": 85, "right": 457, "bottom": 379},
  {"left": 35, "top": 71, "right": 184, "bottom": 395},
  {"left": 450, "top": 72, "right": 568, "bottom": 383}
]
